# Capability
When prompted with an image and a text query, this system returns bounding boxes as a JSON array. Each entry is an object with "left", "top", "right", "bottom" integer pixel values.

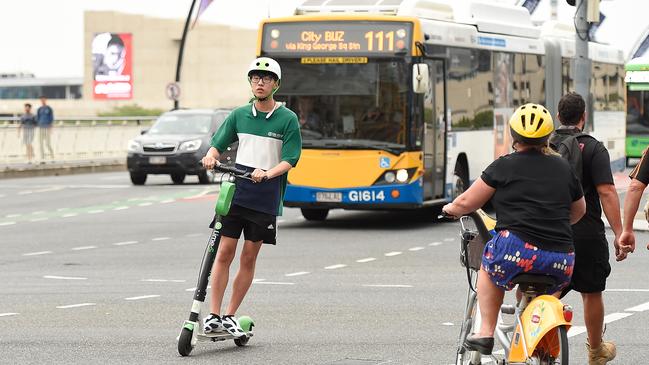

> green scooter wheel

[{"left": 238, "top": 315, "right": 255, "bottom": 332}]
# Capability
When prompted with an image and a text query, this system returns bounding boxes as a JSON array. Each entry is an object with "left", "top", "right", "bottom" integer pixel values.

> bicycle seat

[{"left": 511, "top": 274, "right": 557, "bottom": 293}]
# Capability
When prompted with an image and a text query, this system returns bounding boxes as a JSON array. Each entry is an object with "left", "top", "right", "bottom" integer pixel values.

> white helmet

[{"left": 247, "top": 57, "right": 281, "bottom": 81}]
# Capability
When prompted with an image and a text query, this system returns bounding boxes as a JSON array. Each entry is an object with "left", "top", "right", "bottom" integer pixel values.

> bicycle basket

[{"left": 460, "top": 216, "right": 488, "bottom": 271}]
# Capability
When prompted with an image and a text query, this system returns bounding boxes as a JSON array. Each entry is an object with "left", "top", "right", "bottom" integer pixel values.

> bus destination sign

[{"left": 262, "top": 21, "right": 413, "bottom": 56}]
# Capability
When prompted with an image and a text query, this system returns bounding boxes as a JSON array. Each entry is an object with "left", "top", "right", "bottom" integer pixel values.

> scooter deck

[{"left": 196, "top": 331, "right": 254, "bottom": 342}]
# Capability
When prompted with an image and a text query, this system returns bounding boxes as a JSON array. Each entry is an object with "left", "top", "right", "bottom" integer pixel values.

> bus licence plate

[
  {"left": 316, "top": 192, "right": 342, "bottom": 202},
  {"left": 149, "top": 156, "right": 166, "bottom": 165}
]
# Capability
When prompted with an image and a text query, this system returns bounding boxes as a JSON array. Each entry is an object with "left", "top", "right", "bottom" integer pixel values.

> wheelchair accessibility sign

[{"left": 379, "top": 156, "right": 391, "bottom": 168}]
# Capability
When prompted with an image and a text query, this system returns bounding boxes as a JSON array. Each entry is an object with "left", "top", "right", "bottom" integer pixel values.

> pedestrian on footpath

[
  {"left": 36, "top": 96, "right": 55, "bottom": 161},
  {"left": 619, "top": 149, "right": 649, "bottom": 252},
  {"left": 200, "top": 57, "right": 301, "bottom": 338},
  {"left": 18, "top": 103, "right": 37, "bottom": 163},
  {"left": 554, "top": 92, "right": 630, "bottom": 364}
]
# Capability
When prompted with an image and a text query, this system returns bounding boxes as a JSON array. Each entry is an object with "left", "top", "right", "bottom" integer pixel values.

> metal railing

[{"left": 0, "top": 116, "right": 157, "bottom": 164}]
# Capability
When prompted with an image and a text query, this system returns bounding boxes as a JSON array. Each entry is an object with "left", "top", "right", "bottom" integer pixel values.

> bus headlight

[
  {"left": 384, "top": 171, "right": 396, "bottom": 183},
  {"left": 396, "top": 169, "right": 409, "bottom": 183}
]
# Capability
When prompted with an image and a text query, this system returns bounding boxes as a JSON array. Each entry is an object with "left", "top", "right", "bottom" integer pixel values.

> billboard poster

[{"left": 92, "top": 33, "right": 133, "bottom": 99}]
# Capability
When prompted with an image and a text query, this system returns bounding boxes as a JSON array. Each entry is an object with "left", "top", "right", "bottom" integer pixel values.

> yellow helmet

[{"left": 509, "top": 103, "right": 554, "bottom": 145}]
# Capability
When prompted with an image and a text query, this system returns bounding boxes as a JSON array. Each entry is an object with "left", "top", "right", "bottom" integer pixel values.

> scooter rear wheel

[
  {"left": 178, "top": 327, "right": 194, "bottom": 356},
  {"left": 234, "top": 336, "right": 250, "bottom": 347}
]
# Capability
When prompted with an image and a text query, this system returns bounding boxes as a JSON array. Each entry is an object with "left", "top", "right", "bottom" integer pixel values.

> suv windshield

[
  {"left": 276, "top": 59, "right": 409, "bottom": 151},
  {"left": 148, "top": 114, "right": 213, "bottom": 135}
]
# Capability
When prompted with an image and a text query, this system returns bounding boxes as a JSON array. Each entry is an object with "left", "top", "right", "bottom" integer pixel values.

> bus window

[{"left": 447, "top": 48, "right": 494, "bottom": 130}]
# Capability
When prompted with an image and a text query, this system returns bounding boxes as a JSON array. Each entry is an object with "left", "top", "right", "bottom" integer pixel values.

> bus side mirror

[{"left": 412, "top": 63, "right": 429, "bottom": 94}]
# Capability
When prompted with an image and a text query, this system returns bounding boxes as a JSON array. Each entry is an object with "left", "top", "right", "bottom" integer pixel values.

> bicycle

[
  {"left": 452, "top": 210, "right": 573, "bottom": 365},
  {"left": 177, "top": 164, "right": 256, "bottom": 356}
]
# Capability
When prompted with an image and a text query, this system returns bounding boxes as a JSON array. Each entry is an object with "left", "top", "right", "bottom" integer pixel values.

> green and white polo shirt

[{"left": 211, "top": 102, "right": 302, "bottom": 216}]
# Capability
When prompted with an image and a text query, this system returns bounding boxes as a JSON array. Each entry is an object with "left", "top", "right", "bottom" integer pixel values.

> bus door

[{"left": 423, "top": 58, "right": 447, "bottom": 199}]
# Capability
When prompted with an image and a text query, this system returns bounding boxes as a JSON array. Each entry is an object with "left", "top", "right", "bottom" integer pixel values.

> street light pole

[
  {"left": 174, "top": 0, "right": 198, "bottom": 110},
  {"left": 574, "top": 0, "right": 591, "bottom": 104}
]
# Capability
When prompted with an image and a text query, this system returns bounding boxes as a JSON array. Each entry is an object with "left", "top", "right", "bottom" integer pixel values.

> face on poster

[{"left": 92, "top": 33, "right": 133, "bottom": 99}]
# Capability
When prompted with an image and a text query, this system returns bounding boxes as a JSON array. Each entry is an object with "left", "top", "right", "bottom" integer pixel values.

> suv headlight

[
  {"left": 179, "top": 139, "right": 202, "bottom": 152},
  {"left": 127, "top": 140, "right": 141, "bottom": 153}
]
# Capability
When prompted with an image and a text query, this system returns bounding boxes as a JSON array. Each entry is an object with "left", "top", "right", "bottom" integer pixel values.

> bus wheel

[
  {"left": 452, "top": 164, "right": 469, "bottom": 200},
  {"left": 301, "top": 208, "right": 329, "bottom": 221}
]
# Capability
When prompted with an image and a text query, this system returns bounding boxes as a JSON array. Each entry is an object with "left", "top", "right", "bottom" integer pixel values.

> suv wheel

[
  {"left": 171, "top": 173, "right": 186, "bottom": 184},
  {"left": 198, "top": 171, "right": 211, "bottom": 184},
  {"left": 130, "top": 172, "right": 147, "bottom": 185}
]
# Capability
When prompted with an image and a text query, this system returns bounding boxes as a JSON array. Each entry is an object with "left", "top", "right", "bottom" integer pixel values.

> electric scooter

[{"left": 177, "top": 164, "right": 256, "bottom": 356}]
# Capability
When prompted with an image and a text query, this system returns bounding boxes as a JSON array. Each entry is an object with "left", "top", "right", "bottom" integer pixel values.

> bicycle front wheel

[
  {"left": 532, "top": 325, "right": 569, "bottom": 364},
  {"left": 455, "top": 271, "right": 482, "bottom": 365}
]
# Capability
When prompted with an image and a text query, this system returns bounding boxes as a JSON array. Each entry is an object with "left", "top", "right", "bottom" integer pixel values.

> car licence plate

[
  {"left": 315, "top": 192, "right": 342, "bottom": 202},
  {"left": 149, "top": 156, "right": 166, "bottom": 165}
]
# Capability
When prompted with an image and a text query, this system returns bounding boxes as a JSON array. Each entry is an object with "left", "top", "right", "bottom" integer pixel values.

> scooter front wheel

[{"left": 178, "top": 327, "right": 194, "bottom": 356}]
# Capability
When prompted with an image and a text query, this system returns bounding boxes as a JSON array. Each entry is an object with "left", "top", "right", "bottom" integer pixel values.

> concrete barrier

[{"left": 0, "top": 116, "right": 156, "bottom": 164}]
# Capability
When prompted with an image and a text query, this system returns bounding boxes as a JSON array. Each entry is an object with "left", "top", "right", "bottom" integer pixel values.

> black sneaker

[{"left": 221, "top": 315, "right": 246, "bottom": 338}]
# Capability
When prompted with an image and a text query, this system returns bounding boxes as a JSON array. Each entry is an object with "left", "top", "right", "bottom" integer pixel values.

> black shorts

[
  {"left": 564, "top": 235, "right": 611, "bottom": 294},
  {"left": 209, "top": 204, "right": 277, "bottom": 245}
]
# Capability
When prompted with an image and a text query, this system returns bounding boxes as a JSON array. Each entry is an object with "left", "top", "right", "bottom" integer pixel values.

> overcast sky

[{"left": 0, "top": 0, "right": 647, "bottom": 78}]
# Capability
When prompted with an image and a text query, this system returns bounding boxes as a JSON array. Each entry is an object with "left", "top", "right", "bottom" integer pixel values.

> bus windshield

[{"left": 276, "top": 59, "right": 409, "bottom": 152}]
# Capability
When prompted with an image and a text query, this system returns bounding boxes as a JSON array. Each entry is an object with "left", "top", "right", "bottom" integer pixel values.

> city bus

[
  {"left": 257, "top": 0, "right": 626, "bottom": 220},
  {"left": 625, "top": 57, "right": 649, "bottom": 164}
]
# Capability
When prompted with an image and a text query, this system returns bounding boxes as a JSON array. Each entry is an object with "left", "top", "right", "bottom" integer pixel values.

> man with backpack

[{"left": 551, "top": 92, "right": 626, "bottom": 364}]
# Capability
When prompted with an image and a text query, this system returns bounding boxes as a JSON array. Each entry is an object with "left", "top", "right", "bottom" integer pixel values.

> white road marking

[
  {"left": 141, "top": 279, "right": 186, "bottom": 283},
  {"left": 18, "top": 191, "right": 33, "bottom": 195},
  {"left": 43, "top": 275, "right": 87, "bottom": 280},
  {"left": 71, "top": 246, "right": 97, "bottom": 251},
  {"left": 285, "top": 271, "right": 310, "bottom": 277},
  {"left": 22, "top": 251, "right": 52, "bottom": 256},
  {"left": 185, "top": 285, "right": 211, "bottom": 292},
  {"left": 607, "top": 288, "right": 649, "bottom": 292},
  {"left": 56, "top": 303, "right": 96, "bottom": 309},
  {"left": 408, "top": 246, "right": 425, "bottom": 251},
  {"left": 161, "top": 199, "right": 174, "bottom": 204},
  {"left": 625, "top": 301, "right": 649, "bottom": 312},
  {"left": 604, "top": 312, "right": 633, "bottom": 324},
  {"left": 62, "top": 213, "right": 78, "bottom": 218},
  {"left": 113, "top": 240, "right": 138, "bottom": 246},
  {"left": 138, "top": 202, "right": 153, "bottom": 207},
  {"left": 0, "top": 221, "right": 16, "bottom": 226},
  {"left": 6, "top": 214, "right": 21, "bottom": 218},
  {"left": 30, "top": 218, "right": 48, "bottom": 222},
  {"left": 88, "top": 210, "right": 104, "bottom": 214},
  {"left": 325, "top": 264, "right": 347, "bottom": 270},
  {"left": 443, "top": 238, "right": 455, "bottom": 242},
  {"left": 125, "top": 295, "right": 160, "bottom": 301},
  {"left": 568, "top": 325, "right": 587, "bottom": 338},
  {"left": 152, "top": 237, "right": 170, "bottom": 241},
  {"left": 356, "top": 257, "right": 376, "bottom": 263},
  {"left": 442, "top": 322, "right": 454, "bottom": 326},
  {"left": 384, "top": 251, "right": 402, "bottom": 257},
  {"left": 253, "top": 281, "right": 295, "bottom": 285},
  {"left": 0, "top": 313, "right": 19, "bottom": 317},
  {"left": 114, "top": 206, "right": 129, "bottom": 211},
  {"left": 428, "top": 241, "right": 443, "bottom": 246},
  {"left": 362, "top": 284, "right": 413, "bottom": 288}
]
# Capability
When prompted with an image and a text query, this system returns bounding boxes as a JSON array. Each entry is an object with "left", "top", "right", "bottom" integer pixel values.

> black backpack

[{"left": 548, "top": 128, "right": 593, "bottom": 182}]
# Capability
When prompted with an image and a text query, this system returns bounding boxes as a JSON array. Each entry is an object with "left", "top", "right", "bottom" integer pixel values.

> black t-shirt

[
  {"left": 572, "top": 135, "right": 614, "bottom": 238},
  {"left": 630, "top": 148, "right": 649, "bottom": 185},
  {"left": 482, "top": 150, "right": 583, "bottom": 252}
]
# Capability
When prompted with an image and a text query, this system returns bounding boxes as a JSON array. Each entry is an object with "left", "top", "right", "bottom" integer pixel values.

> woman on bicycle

[{"left": 442, "top": 103, "right": 586, "bottom": 355}]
